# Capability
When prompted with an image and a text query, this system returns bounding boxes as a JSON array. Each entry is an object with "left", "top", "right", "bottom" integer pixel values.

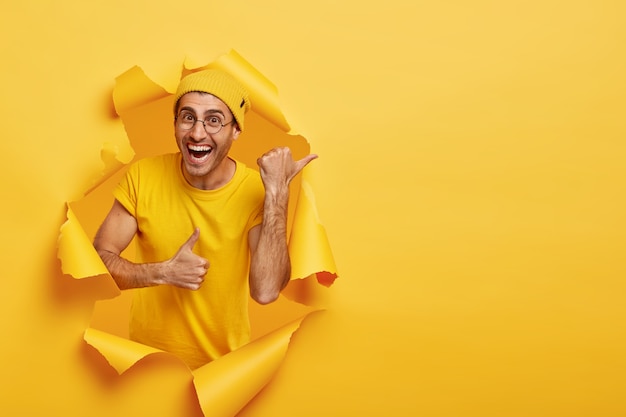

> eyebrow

[{"left": 179, "top": 107, "right": 226, "bottom": 118}]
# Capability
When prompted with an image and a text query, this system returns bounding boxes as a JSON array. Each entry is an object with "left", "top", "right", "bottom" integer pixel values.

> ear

[{"left": 232, "top": 126, "right": 241, "bottom": 140}]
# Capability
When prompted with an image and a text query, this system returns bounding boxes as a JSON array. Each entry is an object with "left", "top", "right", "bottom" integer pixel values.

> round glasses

[{"left": 175, "top": 110, "right": 234, "bottom": 134}]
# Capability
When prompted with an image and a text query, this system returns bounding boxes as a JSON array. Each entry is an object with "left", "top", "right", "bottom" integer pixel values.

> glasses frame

[{"left": 175, "top": 111, "right": 235, "bottom": 134}]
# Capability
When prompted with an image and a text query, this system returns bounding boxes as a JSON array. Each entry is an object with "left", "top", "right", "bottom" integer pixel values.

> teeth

[{"left": 188, "top": 144, "right": 212, "bottom": 152}]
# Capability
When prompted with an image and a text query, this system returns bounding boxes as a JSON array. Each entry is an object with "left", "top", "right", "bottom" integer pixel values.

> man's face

[{"left": 174, "top": 92, "right": 241, "bottom": 189}]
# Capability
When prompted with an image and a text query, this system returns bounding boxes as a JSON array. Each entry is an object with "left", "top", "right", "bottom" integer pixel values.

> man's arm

[
  {"left": 248, "top": 147, "right": 317, "bottom": 304},
  {"left": 93, "top": 199, "right": 209, "bottom": 290}
]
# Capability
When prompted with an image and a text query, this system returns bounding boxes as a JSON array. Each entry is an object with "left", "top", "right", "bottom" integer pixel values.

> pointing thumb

[{"left": 294, "top": 154, "right": 318, "bottom": 175}]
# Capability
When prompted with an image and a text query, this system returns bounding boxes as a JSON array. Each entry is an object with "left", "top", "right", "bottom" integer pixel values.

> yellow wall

[{"left": 1, "top": 1, "right": 625, "bottom": 415}]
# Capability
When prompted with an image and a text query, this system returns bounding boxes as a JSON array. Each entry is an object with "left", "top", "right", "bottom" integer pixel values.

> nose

[{"left": 189, "top": 119, "right": 208, "bottom": 140}]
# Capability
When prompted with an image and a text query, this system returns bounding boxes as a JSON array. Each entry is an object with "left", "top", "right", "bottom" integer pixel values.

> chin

[{"left": 184, "top": 163, "right": 212, "bottom": 178}]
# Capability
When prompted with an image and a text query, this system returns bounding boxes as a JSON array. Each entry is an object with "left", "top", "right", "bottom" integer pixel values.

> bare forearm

[
  {"left": 251, "top": 147, "right": 317, "bottom": 304},
  {"left": 250, "top": 189, "right": 291, "bottom": 304},
  {"left": 97, "top": 249, "right": 167, "bottom": 290}
]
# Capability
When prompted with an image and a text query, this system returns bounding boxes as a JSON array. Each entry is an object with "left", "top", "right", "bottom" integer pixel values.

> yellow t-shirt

[{"left": 113, "top": 153, "right": 264, "bottom": 369}]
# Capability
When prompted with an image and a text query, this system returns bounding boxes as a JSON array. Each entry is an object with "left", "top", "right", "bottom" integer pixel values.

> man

[{"left": 93, "top": 69, "right": 317, "bottom": 369}]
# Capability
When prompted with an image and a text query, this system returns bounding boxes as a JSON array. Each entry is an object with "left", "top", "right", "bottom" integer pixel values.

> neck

[{"left": 182, "top": 157, "right": 236, "bottom": 190}]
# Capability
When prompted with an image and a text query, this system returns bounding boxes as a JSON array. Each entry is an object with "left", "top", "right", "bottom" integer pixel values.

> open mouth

[{"left": 187, "top": 144, "right": 212, "bottom": 162}]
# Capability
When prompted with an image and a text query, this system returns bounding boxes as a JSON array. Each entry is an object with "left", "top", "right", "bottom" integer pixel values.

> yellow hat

[{"left": 174, "top": 69, "right": 251, "bottom": 131}]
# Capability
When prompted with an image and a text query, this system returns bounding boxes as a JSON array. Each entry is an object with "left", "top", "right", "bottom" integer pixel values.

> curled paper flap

[
  {"left": 113, "top": 65, "right": 171, "bottom": 115},
  {"left": 58, "top": 205, "right": 108, "bottom": 279},
  {"left": 193, "top": 49, "right": 291, "bottom": 132},
  {"left": 57, "top": 204, "right": 120, "bottom": 295},
  {"left": 84, "top": 327, "right": 171, "bottom": 374},
  {"left": 193, "top": 316, "right": 306, "bottom": 417},
  {"left": 84, "top": 315, "right": 308, "bottom": 417},
  {"left": 281, "top": 274, "right": 332, "bottom": 307},
  {"left": 289, "top": 178, "right": 338, "bottom": 284}
]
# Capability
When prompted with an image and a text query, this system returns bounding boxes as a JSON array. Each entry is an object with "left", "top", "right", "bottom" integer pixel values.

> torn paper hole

[{"left": 57, "top": 49, "right": 337, "bottom": 416}]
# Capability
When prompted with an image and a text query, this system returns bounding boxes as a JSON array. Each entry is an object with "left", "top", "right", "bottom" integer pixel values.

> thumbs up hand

[{"left": 160, "top": 228, "right": 209, "bottom": 290}]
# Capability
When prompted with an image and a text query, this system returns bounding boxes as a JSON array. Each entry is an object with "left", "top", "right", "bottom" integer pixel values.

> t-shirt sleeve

[
  {"left": 250, "top": 205, "right": 263, "bottom": 229},
  {"left": 246, "top": 169, "right": 265, "bottom": 230},
  {"left": 112, "top": 163, "right": 139, "bottom": 218}
]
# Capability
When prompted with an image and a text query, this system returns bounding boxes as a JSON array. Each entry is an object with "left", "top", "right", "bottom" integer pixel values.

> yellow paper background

[{"left": 2, "top": 1, "right": 625, "bottom": 416}]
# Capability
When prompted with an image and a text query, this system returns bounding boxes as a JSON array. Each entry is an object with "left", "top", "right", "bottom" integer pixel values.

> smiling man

[{"left": 93, "top": 69, "right": 317, "bottom": 369}]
